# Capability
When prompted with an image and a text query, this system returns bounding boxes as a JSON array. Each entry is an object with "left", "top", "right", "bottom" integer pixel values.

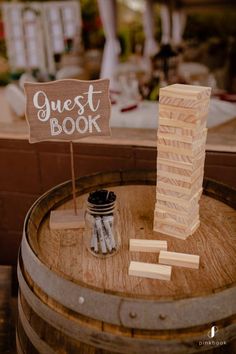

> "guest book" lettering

[{"left": 24, "top": 79, "right": 111, "bottom": 143}]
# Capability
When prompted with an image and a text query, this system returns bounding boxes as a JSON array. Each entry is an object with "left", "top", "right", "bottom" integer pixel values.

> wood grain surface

[{"left": 35, "top": 184, "right": 236, "bottom": 299}]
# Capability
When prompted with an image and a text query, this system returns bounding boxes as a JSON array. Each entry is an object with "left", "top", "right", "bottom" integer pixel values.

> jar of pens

[{"left": 85, "top": 190, "right": 120, "bottom": 258}]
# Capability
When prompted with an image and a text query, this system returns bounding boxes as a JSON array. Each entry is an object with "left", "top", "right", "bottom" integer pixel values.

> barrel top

[{"left": 26, "top": 172, "right": 236, "bottom": 300}]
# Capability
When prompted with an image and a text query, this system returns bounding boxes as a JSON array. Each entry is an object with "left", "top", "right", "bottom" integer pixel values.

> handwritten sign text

[{"left": 24, "top": 79, "right": 111, "bottom": 143}]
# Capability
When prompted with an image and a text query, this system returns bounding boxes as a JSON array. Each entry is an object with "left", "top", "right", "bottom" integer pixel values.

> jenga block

[
  {"left": 154, "top": 220, "right": 200, "bottom": 240},
  {"left": 157, "top": 162, "right": 203, "bottom": 179},
  {"left": 159, "top": 117, "right": 207, "bottom": 131},
  {"left": 156, "top": 188, "right": 202, "bottom": 206},
  {"left": 157, "top": 165, "right": 203, "bottom": 183},
  {"left": 157, "top": 145, "right": 204, "bottom": 158},
  {"left": 157, "top": 137, "right": 207, "bottom": 157},
  {"left": 158, "top": 129, "right": 207, "bottom": 148},
  {"left": 159, "top": 118, "right": 200, "bottom": 129},
  {"left": 156, "top": 181, "right": 197, "bottom": 195},
  {"left": 154, "top": 213, "right": 199, "bottom": 229},
  {"left": 158, "top": 150, "right": 205, "bottom": 165},
  {"left": 159, "top": 125, "right": 193, "bottom": 136},
  {"left": 154, "top": 199, "right": 199, "bottom": 215},
  {"left": 159, "top": 104, "right": 209, "bottom": 123},
  {"left": 154, "top": 209, "right": 199, "bottom": 226},
  {"left": 156, "top": 176, "right": 203, "bottom": 195},
  {"left": 129, "top": 239, "right": 167, "bottom": 252},
  {"left": 158, "top": 132, "right": 204, "bottom": 144},
  {"left": 159, "top": 124, "right": 206, "bottom": 138},
  {"left": 159, "top": 250, "right": 200, "bottom": 269},
  {"left": 156, "top": 186, "right": 202, "bottom": 201},
  {"left": 128, "top": 261, "right": 171, "bottom": 280},
  {"left": 159, "top": 84, "right": 211, "bottom": 109},
  {"left": 157, "top": 153, "right": 205, "bottom": 172}
]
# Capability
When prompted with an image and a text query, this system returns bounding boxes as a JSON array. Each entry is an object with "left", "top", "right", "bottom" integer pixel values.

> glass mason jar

[{"left": 85, "top": 190, "right": 120, "bottom": 258}]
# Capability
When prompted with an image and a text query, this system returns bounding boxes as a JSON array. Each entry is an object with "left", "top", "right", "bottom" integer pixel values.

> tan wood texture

[
  {"left": 34, "top": 184, "right": 235, "bottom": 298},
  {"left": 24, "top": 79, "right": 111, "bottom": 143},
  {"left": 129, "top": 261, "right": 172, "bottom": 281},
  {"left": 157, "top": 153, "right": 205, "bottom": 171},
  {"left": 156, "top": 175, "right": 203, "bottom": 193},
  {"left": 154, "top": 84, "right": 211, "bottom": 238},
  {"left": 153, "top": 219, "right": 200, "bottom": 240},
  {"left": 129, "top": 239, "right": 167, "bottom": 252},
  {"left": 159, "top": 104, "right": 209, "bottom": 122},
  {"left": 17, "top": 171, "right": 236, "bottom": 353},
  {"left": 159, "top": 251, "right": 200, "bottom": 269},
  {"left": 159, "top": 84, "right": 211, "bottom": 109},
  {"left": 49, "top": 209, "right": 85, "bottom": 230}
]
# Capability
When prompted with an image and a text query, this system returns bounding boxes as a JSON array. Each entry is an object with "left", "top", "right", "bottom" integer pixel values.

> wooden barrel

[
  {"left": 17, "top": 170, "right": 236, "bottom": 354},
  {"left": 0, "top": 266, "right": 11, "bottom": 352}
]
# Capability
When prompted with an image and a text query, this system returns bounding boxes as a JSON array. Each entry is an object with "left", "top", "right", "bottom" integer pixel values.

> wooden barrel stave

[{"left": 17, "top": 170, "right": 236, "bottom": 354}]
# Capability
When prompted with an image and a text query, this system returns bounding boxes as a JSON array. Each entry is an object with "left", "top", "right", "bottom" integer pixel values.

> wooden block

[
  {"left": 157, "top": 138, "right": 206, "bottom": 158},
  {"left": 158, "top": 150, "right": 205, "bottom": 165},
  {"left": 158, "top": 128, "right": 207, "bottom": 146},
  {"left": 157, "top": 166, "right": 204, "bottom": 184},
  {"left": 157, "top": 174, "right": 203, "bottom": 194},
  {"left": 154, "top": 213, "right": 199, "bottom": 230},
  {"left": 154, "top": 209, "right": 199, "bottom": 226},
  {"left": 159, "top": 117, "right": 200, "bottom": 129},
  {"left": 154, "top": 201, "right": 198, "bottom": 216},
  {"left": 160, "top": 83, "right": 211, "bottom": 97},
  {"left": 159, "top": 250, "right": 200, "bottom": 269},
  {"left": 154, "top": 214, "right": 199, "bottom": 230},
  {"left": 158, "top": 131, "right": 206, "bottom": 144},
  {"left": 159, "top": 103, "right": 209, "bottom": 122},
  {"left": 159, "top": 84, "right": 211, "bottom": 109},
  {"left": 157, "top": 153, "right": 205, "bottom": 172},
  {"left": 157, "top": 162, "right": 193, "bottom": 178},
  {"left": 129, "top": 239, "right": 167, "bottom": 252},
  {"left": 158, "top": 124, "right": 206, "bottom": 138},
  {"left": 154, "top": 220, "right": 200, "bottom": 240},
  {"left": 156, "top": 186, "right": 202, "bottom": 202},
  {"left": 156, "top": 188, "right": 202, "bottom": 206},
  {"left": 128, "top": 261, "right": 171, "bottom": 280},
  {"left": 155, "top": 198, "right": 199, "bottom": 213},
  {"left": 50, "top": 209, "right": 85, "bottom": 230},
  {"left": 157, "top": 143, "right": 205, "bottom": 158}
]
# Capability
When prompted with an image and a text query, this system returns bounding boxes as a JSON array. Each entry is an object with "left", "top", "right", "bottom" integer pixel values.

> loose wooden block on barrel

[
  {"left": 17, "top": 171, "right": 236, "bottom": 354},
  {"left": 129, "top": 261, "right": 172, "bottom": 280},
  {"left": 159, "top": 250, "right": 200, "bottom": 269},
  {"left": 129, "top": 239, "right": 167, "bottom": 252}
]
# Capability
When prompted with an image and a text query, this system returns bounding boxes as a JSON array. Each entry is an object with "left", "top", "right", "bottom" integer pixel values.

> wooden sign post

[{"left": 25, "top": 79, "right": 111, "bottom": 229}]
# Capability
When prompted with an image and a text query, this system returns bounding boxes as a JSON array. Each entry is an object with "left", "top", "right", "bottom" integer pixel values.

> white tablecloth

[{"left": 110, "top": 99, "right": 236, "bottom": 129}]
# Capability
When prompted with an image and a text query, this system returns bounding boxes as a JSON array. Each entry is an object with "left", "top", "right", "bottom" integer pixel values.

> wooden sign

[{"left": 24, "top": 79, "right": 111, "bottom": 143}]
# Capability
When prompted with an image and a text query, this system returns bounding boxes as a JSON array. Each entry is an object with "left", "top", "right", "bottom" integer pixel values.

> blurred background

[
  {"left": 0, "top": 1, "right": 236, "bottom": 353},
  {"left": 0, "top": 0, "right": 236, "bottom": 98}
]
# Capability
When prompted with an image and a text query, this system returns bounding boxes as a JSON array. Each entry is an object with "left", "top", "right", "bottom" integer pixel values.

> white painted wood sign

[{"left": 24, "top": 79, "right": 111, "bottom": 143}]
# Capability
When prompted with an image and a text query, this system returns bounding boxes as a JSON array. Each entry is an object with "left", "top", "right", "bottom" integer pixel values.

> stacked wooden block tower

[{"left": 154, "top": 84, "right": 211, "bottom": 239}]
